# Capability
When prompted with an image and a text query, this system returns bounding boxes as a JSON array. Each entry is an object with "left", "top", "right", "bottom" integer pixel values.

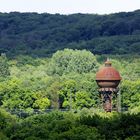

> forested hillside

[{"left": 0, "top": 10, "right": 140, "bottom": 57}]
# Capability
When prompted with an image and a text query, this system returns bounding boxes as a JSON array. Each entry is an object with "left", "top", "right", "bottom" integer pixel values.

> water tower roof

[{"left": 96, "top": 59, "right": 121, "bottom": 81}]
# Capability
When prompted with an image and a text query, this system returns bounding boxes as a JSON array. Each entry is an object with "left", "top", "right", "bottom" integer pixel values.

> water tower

[{"left": 96, "top": 59, "right": 122, "bottom": 112}]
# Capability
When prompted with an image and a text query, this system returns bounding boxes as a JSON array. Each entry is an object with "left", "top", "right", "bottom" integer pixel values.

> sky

[{"left": 0, "top": 0, "right": 140, "bottom": 15}]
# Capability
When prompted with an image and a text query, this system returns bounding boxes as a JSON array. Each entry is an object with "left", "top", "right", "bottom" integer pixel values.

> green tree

[
  {"left": 47, "top": 49, "right": 98, "bottom": 75},
  {"left": 0, "top": 53, "right": 10, "bottom": 79},
  {"left": 75, "top": 91, "right": 95, "bottom": 109},
  {"left": 121, "top": 80, "right": 140, "bottom": 110},
  {"left": 59, "top": 80, "right": 77, "bottom": 109},
  {"left": 33, "top": 97, "right": 50, "bottom": 110}
]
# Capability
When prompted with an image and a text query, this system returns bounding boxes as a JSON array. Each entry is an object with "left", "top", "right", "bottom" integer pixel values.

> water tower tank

[{"left": 96, "top": 59, "right": 121, "bottom": 91}]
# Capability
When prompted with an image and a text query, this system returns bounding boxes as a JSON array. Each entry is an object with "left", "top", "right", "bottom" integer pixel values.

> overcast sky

[{"left": 0, "top": 0, "right": 140, "bottom": 15}]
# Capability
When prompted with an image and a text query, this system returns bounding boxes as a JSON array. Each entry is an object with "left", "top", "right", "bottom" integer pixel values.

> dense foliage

[
  {"left": 0, "top": 10, "right": 140, "bottom": 139},
  {"left": 0, "top": 10, "right": 140, "bottom": 57},
  {"left": 0, "top": 48, "right": 139, "bottom": 139},
  {"left": 0, "top": 49, "right": 139, "bottom": 115},
  {"left": 47, "top": 49, "right": 98, "bottom": 75},
  {"left": 0, "top": 109, "right": 140, "bottom": 140}
]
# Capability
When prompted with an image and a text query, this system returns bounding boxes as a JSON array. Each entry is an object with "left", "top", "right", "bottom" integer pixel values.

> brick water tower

[{"left": 96, "top": 59, "right": 122, "bottom": 112}]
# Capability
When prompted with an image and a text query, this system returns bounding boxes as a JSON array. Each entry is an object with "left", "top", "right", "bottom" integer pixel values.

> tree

[
  {"left": 33, "top": 97, "right": 50, "bottom": 110},
  {"left": 0, "top": 53, "right": 10, "bottom": 79},
  {"left": 121, "top": 80, "right": 140, "bottom": 109},
  {"left": 47, "top": 49, "right": 98, "bottom": 75},
  {"left": 75, "top": 91, "right": 95, "bottom": 109},
  {"left": 59, "top": 80, "right": 77, "bottom": 109}
]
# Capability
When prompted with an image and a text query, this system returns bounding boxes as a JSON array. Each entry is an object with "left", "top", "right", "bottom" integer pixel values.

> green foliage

[
  {"left": 0, "top": 110, "right": 138, "bottom": 140},
  {"left": 33, "top": 96, "right": 50, "bottom": 110},
  {"left": 0, "top": 50, "right": 139, "bottom": 140},
  {"left": 0, "top": 108, "right": 17, "bottom": 139},
  {"left": 59, "top": 79, "right": 77, "bottom": 109},
  {"left": 0, "top": 10, "right": 139, "bottom": 140},
  {"left": 121, "top": 80, "right": 140, "bottom": 109},
  {"left": 75, "top": 91, "right": 95, "bottom": 109},
  {"left": 79, "top": 112, "right": 140, "bottom": 140},
  {"left": 0, "top": 51, "right": 138, "bottom": 113},
  {"left": 47, "top": 49, "right": 98, "bottom": 75},
  {"left": 0, "top": 54, "right": 10, "bottom": 80},
  {"left": 0, "top": 132, "right": 9, "bottom": 140},
  {"left": 0, "top": 77, "right": 51, "bottom": 113},
  {"left": 130, "top": 106, "right": 140, "bottom": 114},
  {"left": 0, "top": 108, "right": 17, "bottom": 130},
  {"left": 49, "top": 125, "right": 103, "bottom": 140},
  {"left": 0, "top": 11, "right": 140, "bottom": 57}
]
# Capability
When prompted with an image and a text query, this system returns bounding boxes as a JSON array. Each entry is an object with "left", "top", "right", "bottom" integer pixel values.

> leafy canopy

[{"left": 47, "top": 49, "right": 98, "bottom": 75}]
